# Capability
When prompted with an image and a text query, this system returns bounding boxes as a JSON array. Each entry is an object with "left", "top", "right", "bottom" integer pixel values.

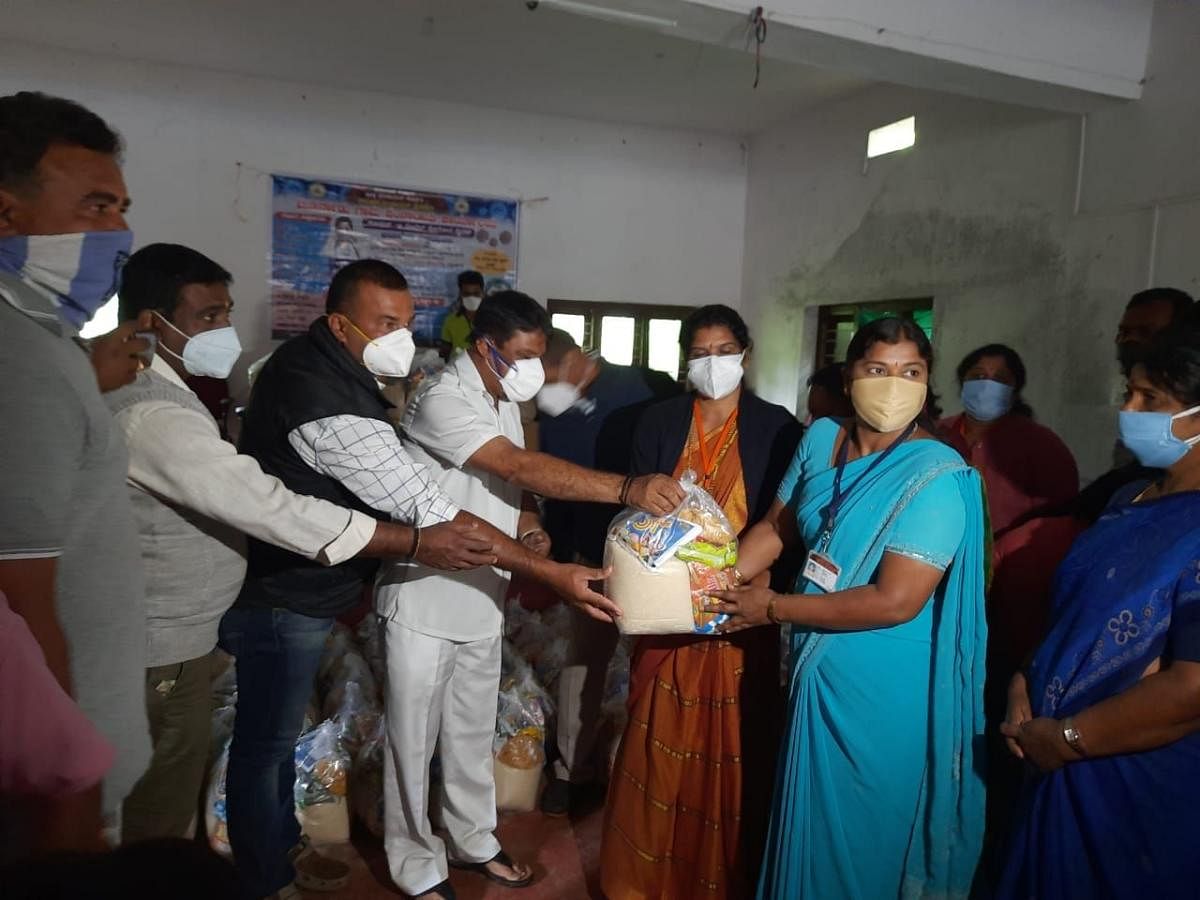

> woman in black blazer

[{"left": 600, "top": 305, "right": 803, "bottom": 900}]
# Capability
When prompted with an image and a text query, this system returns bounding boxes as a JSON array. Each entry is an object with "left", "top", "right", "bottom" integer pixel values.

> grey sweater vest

[{"left": 106, "top": 370, "right": 247, "bottom": 666}]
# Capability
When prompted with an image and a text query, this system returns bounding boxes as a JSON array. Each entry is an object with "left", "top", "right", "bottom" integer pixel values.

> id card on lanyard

[{"left": 804, "top": 420, "right": 917, "bottom": 592}]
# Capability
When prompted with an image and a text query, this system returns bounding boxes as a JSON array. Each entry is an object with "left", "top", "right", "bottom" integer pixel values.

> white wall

[
  {"left": 0, "top": 39, "right": 748, "bottom": 398},
  {"left": 740, "top": 0, "right": 1200, "bottom": 481}
]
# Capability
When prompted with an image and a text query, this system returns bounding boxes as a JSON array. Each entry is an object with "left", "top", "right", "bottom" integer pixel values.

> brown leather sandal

[{"left": 449, "top": 849, "right": 534, "bottom": 888}]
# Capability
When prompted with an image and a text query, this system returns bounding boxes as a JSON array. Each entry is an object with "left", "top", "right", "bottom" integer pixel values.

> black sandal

[
  {"left": 449, "top": 849, "right": 535, "bottom": 888},
  {"left": 413, "top": 880, "right": 457, "bottom": 900}
]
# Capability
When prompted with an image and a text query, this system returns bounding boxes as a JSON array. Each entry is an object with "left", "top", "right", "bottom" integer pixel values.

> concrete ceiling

[{"left": 0, "top": 0, "right": 870, "bottom": 136}]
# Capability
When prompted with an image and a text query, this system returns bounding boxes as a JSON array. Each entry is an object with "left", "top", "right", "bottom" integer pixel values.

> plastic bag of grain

[
  {"left": 493, "top": 645, "right": 551, "bottom": 812},
  {"left": 604, "top": 471, "right": 737, "bottom": 635},
  {"left": 294, "top": 719, "right": 350, "bottom": 845}
]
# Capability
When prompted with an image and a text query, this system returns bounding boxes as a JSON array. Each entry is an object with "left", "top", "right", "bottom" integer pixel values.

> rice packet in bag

[{"left": 604, "top": 470, "right": 738, "bottom": 635}]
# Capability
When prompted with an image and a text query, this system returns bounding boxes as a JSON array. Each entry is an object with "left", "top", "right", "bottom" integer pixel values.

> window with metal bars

[{"left": 547, "top": 298, "right": 695, "bottom": 381}]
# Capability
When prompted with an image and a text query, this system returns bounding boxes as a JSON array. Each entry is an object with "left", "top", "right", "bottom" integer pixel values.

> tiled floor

[{"left": 320, "top": 799, "right": 606, "bottom": 900}]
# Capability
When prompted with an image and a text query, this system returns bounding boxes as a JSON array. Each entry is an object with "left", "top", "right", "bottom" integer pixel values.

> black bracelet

[
  {"left": 410, "top": 526, "right": 422, "bottom": 559},
  {"left": 619, "top": 474, "right": 635, "bottom": 506}
]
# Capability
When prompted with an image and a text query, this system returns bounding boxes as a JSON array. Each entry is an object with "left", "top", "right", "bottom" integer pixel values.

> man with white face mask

[
  {"left": 0, "top": 91, "right": 150, "bottom": 854},
  {"left": 439, "top": 268, "right": 486, "bottom": 356},
  {"left": 379, "top": 292, "right": 685, "bottom": 899},
  {"left": 105, "top": 244, "right": 496, "bottom": 852},
  {"left": 227, "top": 264, "right": 610, "bottom": 900}
]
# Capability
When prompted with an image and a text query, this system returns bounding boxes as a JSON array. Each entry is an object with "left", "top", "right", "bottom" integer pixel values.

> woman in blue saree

[
  {"left": 708, "top": 317, "right": 988, "bottom": 900},
  {"left": 997, "top": 329, "right": 1200, "bottom": 900}
]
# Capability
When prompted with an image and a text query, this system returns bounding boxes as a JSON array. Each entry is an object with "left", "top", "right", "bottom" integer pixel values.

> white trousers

[{"left": 382, "top": 620, "right": 502, "bottom": 896}]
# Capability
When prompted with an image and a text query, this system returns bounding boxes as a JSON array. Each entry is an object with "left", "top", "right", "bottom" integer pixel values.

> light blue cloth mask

[
  {"left": 961, "top": 378, "right": 1014, "bottom": 422},
  {"left": 1118, "top": 405, "right": 1200, "bottom": 468}
]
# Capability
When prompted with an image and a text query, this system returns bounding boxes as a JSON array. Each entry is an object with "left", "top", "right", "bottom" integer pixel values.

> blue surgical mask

[
  {"left": 0, "top": 230, "right": 132, "bottom": 330},
  {"left": 1118, "top": 404, "right": 1200, "bottom": 469},
  {"left": 961, "top": 379, "right": 1014, "bottom": 422}
]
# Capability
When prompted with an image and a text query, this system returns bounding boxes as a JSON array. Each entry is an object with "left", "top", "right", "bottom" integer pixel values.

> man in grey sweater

[{"left": 107, "top": 244, "right": 495, "bottom": 862}]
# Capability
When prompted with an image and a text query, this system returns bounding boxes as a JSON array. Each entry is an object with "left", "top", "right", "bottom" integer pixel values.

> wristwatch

[{"left": 1062, "top": 717, "right": 1087, "bottom": 757}]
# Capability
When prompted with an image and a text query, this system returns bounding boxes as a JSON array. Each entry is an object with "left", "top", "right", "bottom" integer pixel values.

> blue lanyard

[{"left": 819, "top": 420, "right": 917, "bottom": 550}]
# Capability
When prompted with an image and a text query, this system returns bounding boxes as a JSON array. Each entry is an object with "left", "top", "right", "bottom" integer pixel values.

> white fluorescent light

[
  {"left": 534, "top": 0, "right": 678, "bottom": 30},
  {"left": 867, "top": 116, "right": 916, "bottom": 159}
]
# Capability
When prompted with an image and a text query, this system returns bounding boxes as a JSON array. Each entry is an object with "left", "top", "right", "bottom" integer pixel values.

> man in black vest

[{"left": 221, "top": 260, "right": 611, "bottom": 900}]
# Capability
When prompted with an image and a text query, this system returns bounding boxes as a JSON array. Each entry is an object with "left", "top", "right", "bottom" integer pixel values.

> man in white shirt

[
  {"left": 108, "top": 245, "right": 498, "bottom": 889},
  {"left": 378, "top": 291, "right": 684, "bottom": 899},
  {"left": 226, "top": 261, "right": 612, "bottom": 900}
]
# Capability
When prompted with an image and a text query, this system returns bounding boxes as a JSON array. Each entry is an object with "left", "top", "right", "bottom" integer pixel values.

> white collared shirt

[{"left": 376, "top": 350, "right": 524, "bottom": 641}]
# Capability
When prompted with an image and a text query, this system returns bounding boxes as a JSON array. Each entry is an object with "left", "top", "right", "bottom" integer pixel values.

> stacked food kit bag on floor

[
  {"left": 204, "top": 600, "right": 635, "bottom": 852},
  {"left": 493, "top": 641, "right": 554, "bottom": 812}
]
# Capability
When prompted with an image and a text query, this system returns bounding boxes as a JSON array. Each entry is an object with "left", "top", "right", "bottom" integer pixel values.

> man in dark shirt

[{"left": 535, "top": 329, "right": 679, "bottom": 815}]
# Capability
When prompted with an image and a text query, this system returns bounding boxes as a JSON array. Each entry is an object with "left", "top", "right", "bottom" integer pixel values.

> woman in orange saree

[{"left": 600, "top": 305, "right": 803, "bottom": 899}]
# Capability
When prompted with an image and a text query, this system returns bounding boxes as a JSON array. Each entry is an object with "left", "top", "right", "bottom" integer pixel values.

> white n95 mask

[
  {"left": 688, "top": 352, "right": 744, "bottom": 400},
  {"left": 155, "top": 313, "right": 243, "bottom": 379},
  {"left": 360, "top": 326, "right": 416, "bottom": 378},
  {"left": 537, "top": 381, "right": 583, "bottom": 417},
  {"left": 337, "top": 314, "right": 417, "bottom": 378},
  {"left": 486, "top": 340, "right": 546, "bottom": 402}
]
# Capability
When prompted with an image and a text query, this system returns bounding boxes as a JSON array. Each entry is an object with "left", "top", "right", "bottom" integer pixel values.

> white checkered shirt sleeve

[{"left": 289, "top": 415, "right": 459, "bottom": 528}]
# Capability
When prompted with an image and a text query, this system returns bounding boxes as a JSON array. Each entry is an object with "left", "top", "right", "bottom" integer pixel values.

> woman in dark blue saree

[{"left": 999, "top": 328, "right": 1200, "bottom": 900}]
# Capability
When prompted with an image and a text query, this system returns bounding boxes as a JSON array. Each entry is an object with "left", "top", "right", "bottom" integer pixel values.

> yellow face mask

[{"left": 850, "top": 376, "right": 928, "bottom": 433}]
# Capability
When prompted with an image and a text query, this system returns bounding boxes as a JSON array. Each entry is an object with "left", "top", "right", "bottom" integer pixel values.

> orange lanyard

[{"left": 692, "top": 399, "right": 738, "bottom": 481}]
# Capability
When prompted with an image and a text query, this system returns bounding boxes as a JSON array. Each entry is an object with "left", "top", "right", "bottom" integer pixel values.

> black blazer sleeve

[{"left": 629, "top": 406, "right": 659, "bottom": 477}]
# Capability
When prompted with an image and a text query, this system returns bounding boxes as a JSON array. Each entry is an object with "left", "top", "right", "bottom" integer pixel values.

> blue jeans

[{"left": 218, "top": 606, "right": 333, "bottom": 899}]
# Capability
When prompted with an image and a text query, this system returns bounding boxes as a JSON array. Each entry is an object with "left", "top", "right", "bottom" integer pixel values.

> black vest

[{"left": 234, "top": 317, "right": 392, "bottom": 618}]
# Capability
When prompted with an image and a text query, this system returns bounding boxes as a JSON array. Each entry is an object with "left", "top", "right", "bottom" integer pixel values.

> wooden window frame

[
  {"left": 547, "top": 298, "right": 695, "bottom": 377},
  {"left": 814, "top": 297, "right": 933, "bottom": 369}
]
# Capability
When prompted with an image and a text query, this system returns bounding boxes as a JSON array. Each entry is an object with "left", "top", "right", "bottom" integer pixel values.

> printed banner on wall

[{"left": 270, "top": 174, "right": 519, "bottom": 341}]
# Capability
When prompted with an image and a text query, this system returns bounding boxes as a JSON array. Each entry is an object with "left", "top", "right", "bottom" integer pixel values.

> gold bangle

[
  {"left": 732, "top": 566, "right": 745, "bottom": 586},
  {"left": 766, "top": 594, "right": 781, "bottom": 625},
  {"left": 410, "top": 526, "right": 422, "bottom": 560}
]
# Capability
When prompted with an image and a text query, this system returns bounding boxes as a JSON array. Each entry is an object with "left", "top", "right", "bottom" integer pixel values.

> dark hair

[
  {"left": 325, "top": 259, "right": 408, "bottom": 314},
  {"left": 118, "top": 243, "right": 231, "bottom": 321},
  {"left": 680, "top": 304, "right": 751, "bottom": 352},
  {"left": 334, "top": 216, "right": 354, "bottom": 230},
  {"left": 457, "top": 270, "right": 485, "bottom": 290},
  {"left": 845, "top": 316, "right": 932, "bottom": 368},
  {"left": 1137, "top": 327, "right": 1200, "bottom": 408},
  {"left": 845, "top": 316, "right": 941, "bottom": 419},
  {"left": 1127, "top": 287, "right": 1194, "bottom": 322},
  {"left": 543, "top": 327, "right": 580, "bottom": 367},
  {"left": 0, "top": 91, "right": 122, "bottom": 189},
  {"left": 470, "top": 290, "right": 550, "bottom": 345},
  {"left": 955, "top": 343, "right": 1033, "bottom": 417},
  {"left": 808, "top": 362, "right": 845, "bottom": 393}
]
